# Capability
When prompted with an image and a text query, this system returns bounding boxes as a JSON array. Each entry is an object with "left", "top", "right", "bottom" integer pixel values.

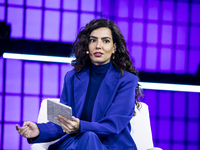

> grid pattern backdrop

[
  {"left": 0, "top": 0, "right": 200, "bottom": 150},
  {"left": 0, "top": 0, "right": 200, "bottom": 74},
  {"left": 0, "top": 58, "right": 200, "bottom": 150},
  {"left": 107, "top": 0, "right": 200, "bottom": 75}
]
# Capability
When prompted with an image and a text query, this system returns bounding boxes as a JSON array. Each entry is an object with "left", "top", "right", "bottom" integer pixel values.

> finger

[
  {"left": 16, "top": 122, "right": 28, "bottom": 132},
  {"left": 71, "top": 116, "right": 80, "bottom": 128},
  {"left": 60, "top": 122, "right": 68, "bottom": 132},
  {"left": 56, "top": 117, "right": 65, "bottom": 125},
  {"left": 58, "top": 115, "right": 71, "bottom": 122},
  {"left": 58, "top": 121, "right": 73, "bottom": 134},
  {"left": 23, "top": 121, "right": 31, "bottom": 127},
  {"left": 57, "top": 116, "right": 72, "bottom": 126},
  {"left": 16, "top": 124, "right": 20, "bottom": 130},
  {"left": 72, "top": 116, "right": 79, "bottom": 123},
  {"left": 60, "top": 123, "right": 72, "bottom": 134},
  {"left": 18, "top": 127, "right": 28, "bottom": 137},
  {"left": 16, "top": 124, "right": 24, "bottom": 131},
  {"left": 23, "top": 129, "right": 30, "bottom": 138},
  {"left": 21, "top": 127, "right": 29, "bottom": 137}
]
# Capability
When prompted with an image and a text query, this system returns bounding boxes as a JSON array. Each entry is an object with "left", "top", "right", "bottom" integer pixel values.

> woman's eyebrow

[
  {"left": 90, "top": 36, "right": 111, "bottom": 40},
  {"left": 101, "top": 37, "right": 111, "bottom": 40},
  {"left": 90, "top": 36, "right": 98, "bottom": 39}
]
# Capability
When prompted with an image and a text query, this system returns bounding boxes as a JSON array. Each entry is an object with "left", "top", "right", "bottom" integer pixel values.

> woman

[{"left": 16, "top": 18, "right": 141, "bottom": 150}]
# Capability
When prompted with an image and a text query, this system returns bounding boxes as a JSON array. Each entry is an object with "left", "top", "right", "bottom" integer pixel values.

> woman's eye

[
  {"left": 90, "top": 39, "right": 95, "bottom": 42},
  {"left": 104, "top": 40, "right": 110, "bottom": 43}
]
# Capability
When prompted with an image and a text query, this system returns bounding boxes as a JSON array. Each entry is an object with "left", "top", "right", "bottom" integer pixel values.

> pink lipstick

[{"left": 94, "top": 52, "right": 103, "bottom": 57}]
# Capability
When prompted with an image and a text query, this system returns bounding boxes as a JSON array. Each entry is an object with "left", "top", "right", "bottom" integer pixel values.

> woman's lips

[{"left": 93, "top": 52, "right": 103, "bottom": 57}]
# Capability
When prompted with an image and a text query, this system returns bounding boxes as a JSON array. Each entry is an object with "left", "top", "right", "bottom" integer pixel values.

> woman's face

[{"left": 88, "top": 27, "right": 116, "bottom": 66}]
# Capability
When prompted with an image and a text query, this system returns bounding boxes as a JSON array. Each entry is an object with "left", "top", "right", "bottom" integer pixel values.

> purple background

[{"left": 0, "top": 0, "right": 200, "bottom": 149}]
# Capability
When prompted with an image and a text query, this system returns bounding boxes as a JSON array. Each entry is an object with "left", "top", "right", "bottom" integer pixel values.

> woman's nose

[{"left": 96, "top": 40, "right": 101, "bottom": 49}]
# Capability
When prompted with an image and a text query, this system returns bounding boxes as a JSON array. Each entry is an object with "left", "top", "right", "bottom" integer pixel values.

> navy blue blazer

[{"left": 31, "top": 63, "right": 138, "bottom": 150}]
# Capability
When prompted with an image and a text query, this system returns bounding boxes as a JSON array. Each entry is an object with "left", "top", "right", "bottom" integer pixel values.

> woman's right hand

[{"left": 16, "top": 121, "right": 40, "bottom": 139}]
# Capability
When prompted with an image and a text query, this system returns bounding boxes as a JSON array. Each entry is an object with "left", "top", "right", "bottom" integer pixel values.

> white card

[{"left": 47, "top": 99, "right": 72, "bottom": 125}]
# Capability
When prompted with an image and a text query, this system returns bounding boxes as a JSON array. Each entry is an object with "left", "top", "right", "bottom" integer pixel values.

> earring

[
  {"left": 112, "top": 53, "right": 115, "bottom": 59},
  {"left": 86, "top": 51, "right": 89, "bottom": 54}
]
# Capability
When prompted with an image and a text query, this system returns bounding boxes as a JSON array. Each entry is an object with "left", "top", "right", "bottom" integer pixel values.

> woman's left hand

[{"left": 56, "top": 116, "right": 80, "bottom": 135}]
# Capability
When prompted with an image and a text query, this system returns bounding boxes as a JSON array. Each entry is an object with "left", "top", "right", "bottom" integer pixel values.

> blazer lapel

[
  {"left": 73, "top": 68, "right": 90, "bottom": 118},
  {"left": 92, "top": 64, "right": 120, "bottom": 121}
]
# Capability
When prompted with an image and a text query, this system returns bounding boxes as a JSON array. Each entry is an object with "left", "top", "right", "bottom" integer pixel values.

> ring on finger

[{"left": 63, "top": 129, "right": 65, "bottom": 133}]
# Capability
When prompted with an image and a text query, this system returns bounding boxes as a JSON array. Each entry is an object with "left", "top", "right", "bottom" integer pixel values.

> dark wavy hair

[{"left": 71, "top": 18, "right": 142, "bottom": 112}]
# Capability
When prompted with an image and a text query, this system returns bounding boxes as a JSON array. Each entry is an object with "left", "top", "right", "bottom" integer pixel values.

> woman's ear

[{"left": 113, "top": 43, "right": 117, "bottom": 52}]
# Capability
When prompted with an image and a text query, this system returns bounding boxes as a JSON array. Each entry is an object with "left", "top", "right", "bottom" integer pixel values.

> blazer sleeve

[
  {"left": 79, "top": 73, "right": 138, "bottom": 137},
  {"left": 28, "top": 122, "right": 65, "bottom": 144},
  {"left": 27, "top": 72, "right": 73, "bottom": 144}
]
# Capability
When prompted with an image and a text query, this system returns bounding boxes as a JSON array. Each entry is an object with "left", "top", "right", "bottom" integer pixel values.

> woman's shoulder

[
  {"left": 64, "top": 68, "right": 89, "bottom": 79},
  {"left": 120, "top": 70, "right": 138, "bottom": 81},
  {"left": 64, "top": 69, "right": 77, "bottom": 79},
  {"left": 117, "top": 70, "right": 138, "bottom": 87}
]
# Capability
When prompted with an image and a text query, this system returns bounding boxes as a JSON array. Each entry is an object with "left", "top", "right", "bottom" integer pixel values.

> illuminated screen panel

[
  {"left": 177, "top": 2, "right": 188, "bottom": 23},
  {"left": 117, "top": 0, "right": 129, "bottom": 18},
  {"left": 23, "top": 96, "right": 40, "bottom": 122},
  {"left": 117, "top": 21, "right": 129, "bottom": 42},
  {"left": 80, "top": 13, "right": 95, "bottom": 29},
  {"left": 61, "top": 12, "right": 78, "bottom": 43},
  {"left": 63, "top": 0, "right": 78, "bottom": 10},
  {"left": 43, "top": 10, "right": 60, "bottom": 41},
  {"left": 145, "top": 47, "right": 157, "bottom": 72},
  {"left": 176, "top": 26, "right": 188, "bottom": 45},
  {"left": 81, "top": 0, "right": 95, "bottom": 12},
  {"left": 147, "top": 0, "right": 158, "bottom": 20},
  {"left": 188, "top": 93, "right": 199, "bottom": 119},
  {"left": 173, "top": 120, "right": 185, "bottom": 141},
  {"left": 162, "top": 1, "right": 173, "bottom": 21},
  {"left": 0, "top": 95, "right": 2, "bottom": 122},
  {"left": 132, "top": 0, "right": 144, "bottom": 19},
  {"left": 22, "top": 137, "right": 31, "bottom": 150},
  {"left": 158, "top": 91, "right": 171, "bottom": 117},
  {"left": 26, "top": 0, "right": 42, "bottom": 7},
  {"left": 3, "top": 124, "right": 20, "bottom": 149},
  {"left": 4, "top": 95, "right": 21, "bottom": 122},
  {"left": 174, "top": 49, "right": 187, "bottom": 74},
  {"left": 131, "top": 46, "right": 143, "bottom": 71},
  {"left": 60, "top": 63, "right": 73, "bottom": 91},
  {"left": 188, "top": 122, "right": 199, "bottom": 142},
  {"left": 42, "top": 63, "right": 59, "bottom": 96},
  {"left": 44, "top": 0, "right": 60, "bottom": 9},
  {"left": 0, "top": 6, "right": 5, "bottom": 21},
  {"left": 8, "top": 0, "right": 23, "bottom": 5},
  {"left": 0, "top": 0, "right": 5, "bottom": 4},
  {"left": 190, "top": 26, "right": 200, "bottom": 47},
  {"left": 24, "top": 62, "right": 40, "bottom": 95},
  {"left": 173, "top": 92, "right": 186, "bottom": 118},
  {"left": 146, "top": 23, "right": 158, "bottom": 44},
  {"left": 158, "top": 120, "right": 171, "bottom": 141},
  {"left": 7, "top": 7, "right": 23, "bottom": 38},
  {"left": 25, "top": 9, "right": 42, "bottom": 40},
  {"left": 161, "top": 25, "right": 172, "bottom": 45},
  {"left": 0, "top": 57, "right": 3, "bottom": 93},
  {"left": 160, "top": 48, "right": 172, "bottom": 73},
  {"left": 132, "top": 22, "right": 143, "bottom": 43},
  {"left": 5, "top": 59, "right": 22, "bottom": 93},
  {"left": 191, "top": 4, "right": 200, "bottom": 24}
]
